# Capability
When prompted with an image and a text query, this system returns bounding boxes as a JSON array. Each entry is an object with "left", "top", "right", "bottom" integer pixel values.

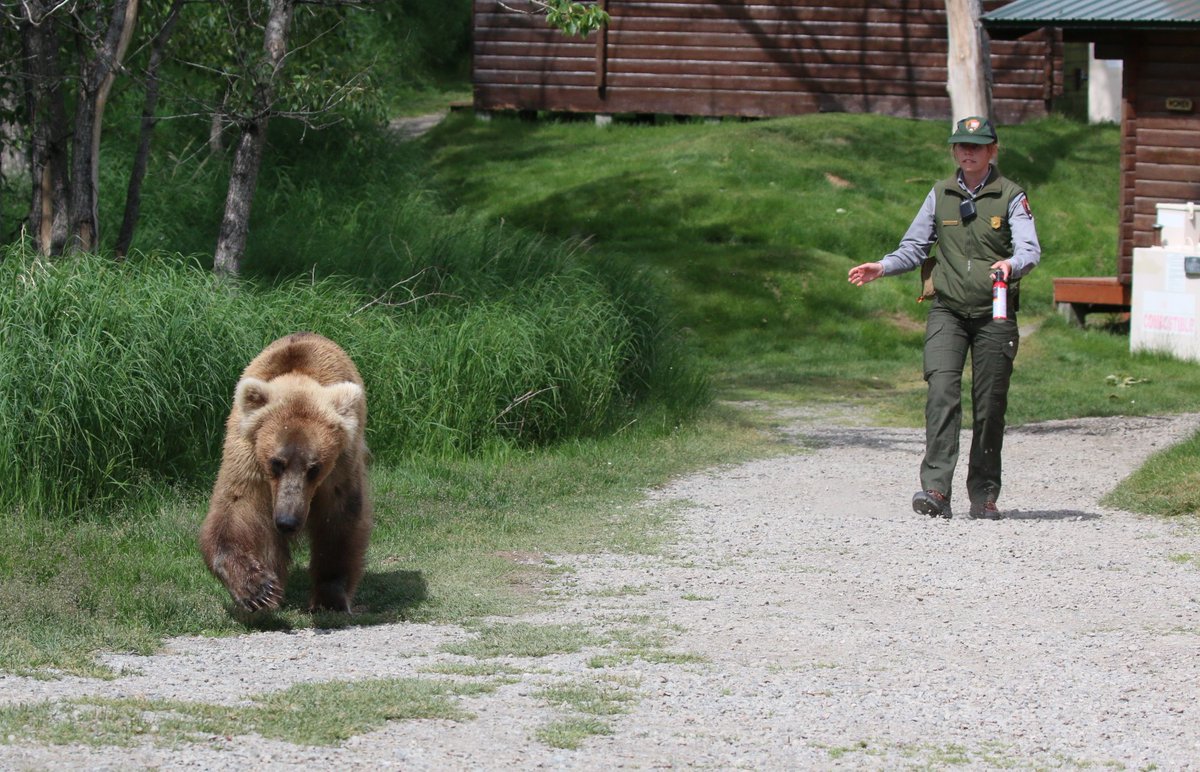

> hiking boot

[
  {"left": 912, "top": 489, "right": 951, "bottom": 519},
  {"left": 969, "top": 500, "right": 1002, "bottom": 520}
]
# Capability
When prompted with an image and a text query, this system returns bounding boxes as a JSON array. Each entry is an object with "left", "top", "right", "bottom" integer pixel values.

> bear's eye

[
  {"left": 306, "top": 464, "right": 321, "bottom": 482},
  {"left": 269, "top": 458, "right": 285, "bottom": 478}
]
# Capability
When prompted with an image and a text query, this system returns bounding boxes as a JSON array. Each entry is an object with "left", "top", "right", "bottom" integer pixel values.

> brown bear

[{"left": 200, "top": 332, "right": 372, "bottom": 613}]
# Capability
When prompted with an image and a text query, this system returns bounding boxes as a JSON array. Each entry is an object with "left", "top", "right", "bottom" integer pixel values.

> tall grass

[
  {"left": 127, "top": 117, "right": 706, "bottom": 413},
  {"left": 0, "top": 246, "right": 705, "bottom": 519},
  {"left": 0, "top": 251, "right": 244, "bottom": 516}
]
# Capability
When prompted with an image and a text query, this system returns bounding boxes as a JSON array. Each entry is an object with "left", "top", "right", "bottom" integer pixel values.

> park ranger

[{"left": 847, "top": 116, "right": 1041, "bottom": 519}]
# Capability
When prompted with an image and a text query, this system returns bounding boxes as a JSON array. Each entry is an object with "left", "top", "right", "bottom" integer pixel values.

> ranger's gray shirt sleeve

[
  {"left": 879, "top": 189, "right": 937, "bottom": 276},
  {"left": 1007, "top": 193, "right": 1041, "bottom": 280}
]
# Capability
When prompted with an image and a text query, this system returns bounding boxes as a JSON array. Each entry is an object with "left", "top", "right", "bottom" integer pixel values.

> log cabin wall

[
  {"left": 473, "top": 0, "right": 1062, "bottom": 124},
  {"left": 1117, "top": 30, "right": 1200, "bottom": 284}
]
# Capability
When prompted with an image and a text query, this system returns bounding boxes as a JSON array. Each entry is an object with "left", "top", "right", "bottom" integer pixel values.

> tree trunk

[
  {"left": 116, "top": 0, "right": 182, "bottom": 258},
  {"left": 1, "top": 79, "right": 22, "bottom": 242},
  {"left": 213, "top": 125, "right": 267, "bottom": 276},
  {"left": 944, "top": 0, "right": 993, "bottom": 124},
  {"left": 21, "top": 13, "right": 70, "bottom": 255},
  {"left": 67, "top": 0, "right": 138, "bottom": 254},
  {"left": 209, "top": 95, "right": 225, "bottom": 154},
  {"left": 212, "top": 0, "right": 295, "bottom": 276}
]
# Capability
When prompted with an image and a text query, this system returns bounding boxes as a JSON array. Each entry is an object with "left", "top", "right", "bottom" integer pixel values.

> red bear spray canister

[{"left": 992, "top": 270, "right": 1008, "bottom": 320}]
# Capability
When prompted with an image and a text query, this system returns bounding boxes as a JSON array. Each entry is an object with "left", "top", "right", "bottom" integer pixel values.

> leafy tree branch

[{"left": 498, "top": 0, "right": 609, "bottom": 37}]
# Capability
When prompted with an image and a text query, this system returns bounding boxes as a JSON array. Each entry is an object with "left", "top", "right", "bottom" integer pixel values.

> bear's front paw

[{"left": 233, "top": 562, "right": 283, "bottom": 612}]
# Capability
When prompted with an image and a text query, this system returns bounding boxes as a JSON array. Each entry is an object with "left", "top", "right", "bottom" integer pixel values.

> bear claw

[
  {"left": 239, "top": 582, "right": 283, "bottom": 612},
  {"left": 233, "top": 564, "right": 283, "bottom": 611}
]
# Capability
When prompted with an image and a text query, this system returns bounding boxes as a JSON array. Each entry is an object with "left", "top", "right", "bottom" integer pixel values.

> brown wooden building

[
  {"left": 987, "top": 1, "right": 1200, "bottom": 320},
  {"left": 473, "top": 0, "right": 1064, "bottom": 124}
]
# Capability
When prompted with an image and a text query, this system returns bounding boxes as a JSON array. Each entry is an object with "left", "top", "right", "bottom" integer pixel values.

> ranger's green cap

[{"left": 948, "top": 116, "right": 997, "bottom": 145}]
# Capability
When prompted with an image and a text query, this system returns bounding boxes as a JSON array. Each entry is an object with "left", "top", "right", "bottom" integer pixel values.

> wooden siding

[
  {"left": 1118, "top": 31, "right": 1200, "bottom": 284},
  {"left": 473, "top": 0, "right": 1062, "bottom": 123}
]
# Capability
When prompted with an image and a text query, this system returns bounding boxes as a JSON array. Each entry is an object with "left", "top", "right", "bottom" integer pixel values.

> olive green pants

[{"left": 921, "top": 302, "right": 1019, "bottom": 506}]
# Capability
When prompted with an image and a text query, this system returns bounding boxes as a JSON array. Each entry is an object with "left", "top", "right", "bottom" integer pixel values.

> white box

[
  {"left": 1156, "top": 202, "right": 1199, "bottom": 249},
  {"left": 1131, "top": 247, "right": 1200, "bottom": 361}
]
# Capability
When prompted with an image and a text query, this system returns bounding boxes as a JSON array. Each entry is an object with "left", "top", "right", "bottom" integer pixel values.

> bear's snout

[
  {"left": 273, "top": 481, "right": 311, "bottom": 535},
  {"left": 274, "top": 511, "right": 303, "bottom": 534}
]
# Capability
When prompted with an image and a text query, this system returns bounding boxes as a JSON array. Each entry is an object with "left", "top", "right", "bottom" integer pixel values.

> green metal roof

[{"left": 985, "top": 0, "right": 1200, "bottom": 28}]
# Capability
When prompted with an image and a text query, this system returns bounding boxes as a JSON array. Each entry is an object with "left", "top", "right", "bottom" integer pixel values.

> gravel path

[
  {"left": 3, "top": 408, "right": 1200, "bottom": 769},
  {"left": 388, "top": 112, "right": 448, "bottom": 141}
]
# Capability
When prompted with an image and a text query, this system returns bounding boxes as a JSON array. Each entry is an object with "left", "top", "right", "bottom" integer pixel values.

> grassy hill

[{"left": 425, "top": 111, "right": 1199, "bottom": 426}]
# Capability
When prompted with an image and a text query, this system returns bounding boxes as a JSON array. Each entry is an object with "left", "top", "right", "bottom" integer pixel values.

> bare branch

[
  {"left": 349, "top": 268, "right": 463, "bottom": 315},
  {"left": 350, "top": 290, "right": 461, "bottom": 316},
  {"left": 7, "top": 0, "right": 75, "bottom": 27},
  {"left": 493, "top": 387, "right": 558, "bottom": 425}
]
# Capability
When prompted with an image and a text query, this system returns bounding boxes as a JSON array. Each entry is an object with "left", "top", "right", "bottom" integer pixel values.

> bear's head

[{"left": 234, "top": 374, "right": 364, "bottom": 535}]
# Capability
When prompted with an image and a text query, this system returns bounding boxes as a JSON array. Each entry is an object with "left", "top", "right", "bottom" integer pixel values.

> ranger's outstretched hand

[{"left": 848, "top": 262, "right": 884, "bottom": 286}]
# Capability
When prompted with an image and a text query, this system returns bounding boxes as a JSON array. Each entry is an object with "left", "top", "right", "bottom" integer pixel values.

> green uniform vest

[{"left": 931, "top": 170, "right": 1025, "bottom": 317}]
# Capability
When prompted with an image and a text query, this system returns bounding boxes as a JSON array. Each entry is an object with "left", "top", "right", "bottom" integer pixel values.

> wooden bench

[{"left": 1053, "top": 277, "right": 1131, "bottom": 326}]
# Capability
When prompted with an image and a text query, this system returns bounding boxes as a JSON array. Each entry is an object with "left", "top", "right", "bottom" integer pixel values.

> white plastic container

[
  {"left": 1132, "top": 204, "right": 1200, "bottom": 361},
  {"left": 1155, "top": 202, "right": 1199, "bottom": 249}
]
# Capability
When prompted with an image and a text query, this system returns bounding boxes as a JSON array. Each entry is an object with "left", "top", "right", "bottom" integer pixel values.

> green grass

[
  {"left": 0, "top": 678, "right": 491, "bottom": 747},
  {"left": 586, "top": 620, "right": 708, "bottom": 669},
  {"left": 538, "top": 679, "right": 638, "bottom": 716},
  {"left": 1168, "top": 554, "right": 1200, "bottom": 569},
  {"left": 0, "top": 498, "right": 223, "bottom": 678},
  {"left": 533, "top": 678, "right": 638, "bottom": 749},
  {"left": 1103, "top": 431, "right": 1200, "bottom": 518},
  {"left": 426, "top": 112, "right": 1127, "bottom": 403},
  {"left": 419, "top": 662, "right": 524, "bottom": 678},
  {"left": 347, "top": 0, "right": 472, "bottom": 117},
  {"left": 441, "top": 622, "right": 601, "bottom": 659},
  {"left": 0, "top": 0, "right": 726, "bottom": 685},
  {"left": 1009, "top": 318, "right": 1200, "bottom": 424},
  {"left": 534, "top": 717, "right": 614, "bottom": 750}
]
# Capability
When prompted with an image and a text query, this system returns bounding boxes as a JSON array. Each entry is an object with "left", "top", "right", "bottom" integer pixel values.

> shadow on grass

[
  {"left": 356, "top": 569, "right": 430, "bottom": 618},
  {"left": 1001, "top": 122, "right": 1114, "bottom": 188},
  {"left": 235, "top": 569, "right": 430, "bottom": 631}
]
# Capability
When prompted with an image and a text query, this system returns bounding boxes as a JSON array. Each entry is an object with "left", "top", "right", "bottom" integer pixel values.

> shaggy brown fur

[{"left": 200, "top": 332, "right": 372, "bottom": 613}]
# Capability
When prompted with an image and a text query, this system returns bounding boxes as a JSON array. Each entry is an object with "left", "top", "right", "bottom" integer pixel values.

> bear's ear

[
  {"left": 324, "top": 381, "right": 363, "bottom": 440},
  {"left": 234, "top": 377, "right": 274, "bottom": 436}
]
